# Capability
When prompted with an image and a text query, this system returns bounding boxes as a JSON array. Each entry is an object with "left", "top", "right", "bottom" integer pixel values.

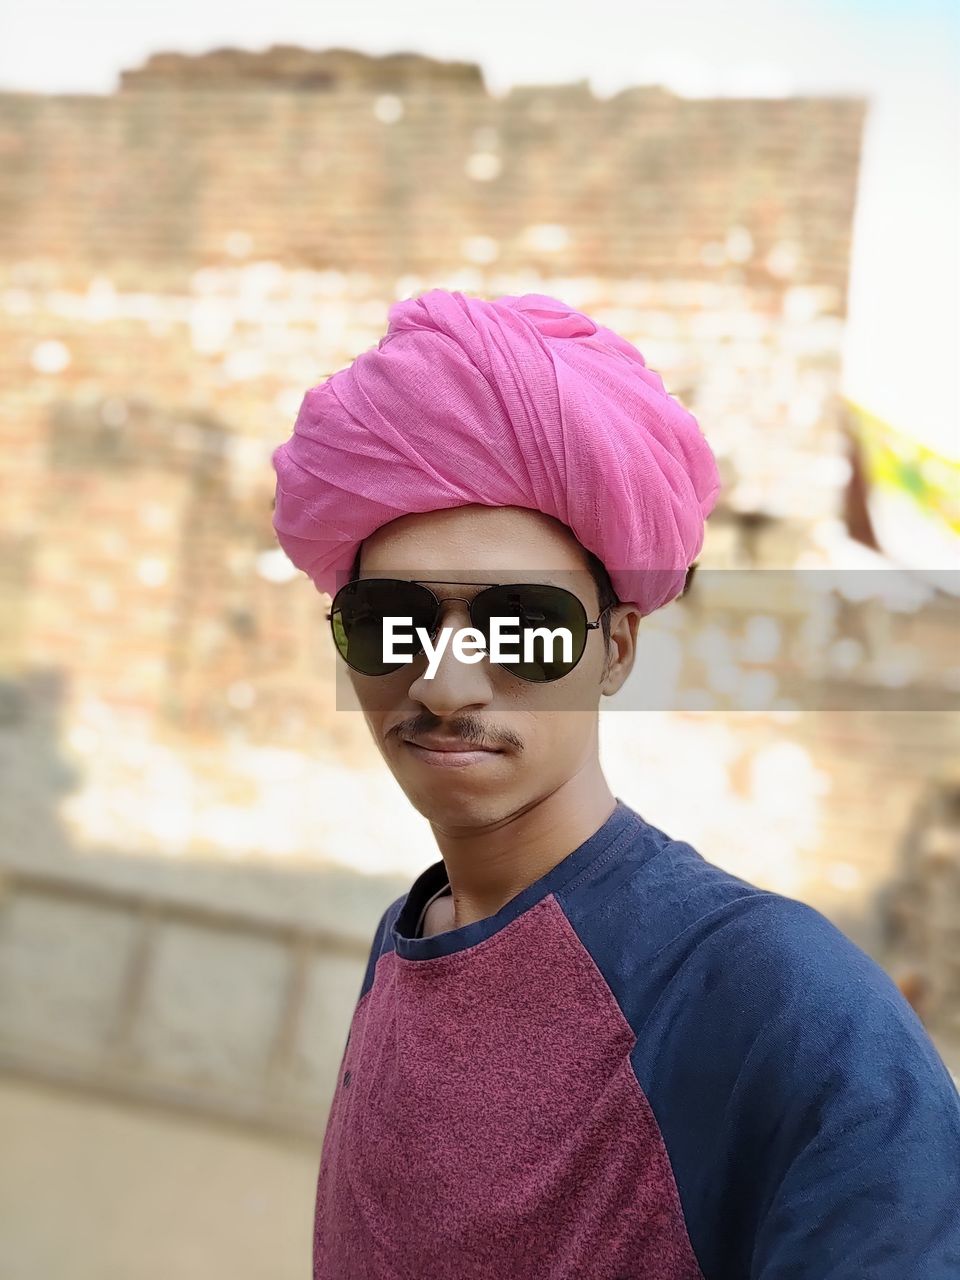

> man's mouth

[{"left": 401, "top": 735, "right": 504, "bottom": 768}]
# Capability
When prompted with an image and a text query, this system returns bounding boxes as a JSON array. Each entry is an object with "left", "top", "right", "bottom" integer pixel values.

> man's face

[{"left": 341, "top": 504, "right": 640, "bottom": 831}]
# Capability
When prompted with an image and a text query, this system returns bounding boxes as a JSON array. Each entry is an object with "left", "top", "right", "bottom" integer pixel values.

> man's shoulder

[
  {"left": 591, "top": 825, "right": 960, "bottom": 1276},
  {"left": 357, "top": 892, "right": 407, "bottom": 1000},
  {"left": 567, "top": 821, "right": 923, "bottom": 1050}
]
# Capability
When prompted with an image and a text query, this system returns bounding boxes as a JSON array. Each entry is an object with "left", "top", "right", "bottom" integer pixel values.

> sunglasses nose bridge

[{"left": 434, "top": 594, "right": 477, "bottom": 633}]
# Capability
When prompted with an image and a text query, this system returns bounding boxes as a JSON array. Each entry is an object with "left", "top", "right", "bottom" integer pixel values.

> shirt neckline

[
  {"left": 414, "top": 882, "right": 454, "bottom": 938},
  {"left": 392, "top": 797, "right": 639, "bottom": 962}
]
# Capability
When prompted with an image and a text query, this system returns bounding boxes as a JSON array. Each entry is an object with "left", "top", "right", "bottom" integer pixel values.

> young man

[{"left": 272, "top": 290, "right": 960, "bottom": 1279}]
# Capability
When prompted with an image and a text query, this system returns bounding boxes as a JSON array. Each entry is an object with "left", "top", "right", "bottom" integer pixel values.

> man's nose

[{"left": 407, "top": 600, "right": 494, "bottom": 712}]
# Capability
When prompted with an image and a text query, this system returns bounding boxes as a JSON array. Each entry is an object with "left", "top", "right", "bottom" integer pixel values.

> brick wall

[
  {"left": 0, "top": 58, "right": 876, "bottom": 736},
  {"left": 0, "top": 81, "right": 864, "bottom": 290},
  {"left": 0, "top": 49, "right": 957, "bottom": 1101}
]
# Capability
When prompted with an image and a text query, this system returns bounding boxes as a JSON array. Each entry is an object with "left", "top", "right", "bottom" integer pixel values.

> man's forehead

[{"left": 358, "top": 505, "right": 593, "bottom": 576}]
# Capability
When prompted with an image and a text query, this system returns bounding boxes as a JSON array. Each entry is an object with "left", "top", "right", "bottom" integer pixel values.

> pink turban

[{"left": 271, "top": 289, "right": 721, "bottom": 616}]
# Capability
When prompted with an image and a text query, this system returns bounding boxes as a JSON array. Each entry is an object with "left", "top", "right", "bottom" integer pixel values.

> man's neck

[{"left": 427, "top": 768, "right": 618, "bottom": 932}]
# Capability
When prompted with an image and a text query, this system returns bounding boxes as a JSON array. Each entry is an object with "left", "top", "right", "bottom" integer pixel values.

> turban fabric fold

[{"left": 271, "top": 289, "right": 721, "bottom": 617}]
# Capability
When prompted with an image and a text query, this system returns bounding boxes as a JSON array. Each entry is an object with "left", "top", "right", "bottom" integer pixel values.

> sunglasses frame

[{"left": 325, "top": 578, "right": 617, "bottom": 682}]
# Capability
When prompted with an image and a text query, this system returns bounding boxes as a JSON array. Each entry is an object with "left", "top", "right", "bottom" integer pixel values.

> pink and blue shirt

[{"left": 314, "top": 799, "right": 960, "bottom": 1278}]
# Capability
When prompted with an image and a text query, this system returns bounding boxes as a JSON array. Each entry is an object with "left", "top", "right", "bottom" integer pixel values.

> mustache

[{"left": 394, "top": 714, "right": 523, "bottom": 753}]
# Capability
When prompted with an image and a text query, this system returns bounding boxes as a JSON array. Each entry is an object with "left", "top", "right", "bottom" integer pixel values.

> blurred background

[{"left": 0, "top": 2, "right": 958, "bottom": 1276}]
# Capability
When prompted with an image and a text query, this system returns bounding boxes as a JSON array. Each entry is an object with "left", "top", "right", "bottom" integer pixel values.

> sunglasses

[{"left": 326, "top": 578, "right": 615, "bottom": 682}]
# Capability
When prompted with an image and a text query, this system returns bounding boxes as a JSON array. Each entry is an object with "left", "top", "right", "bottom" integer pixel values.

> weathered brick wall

[
  {"left": 120, "top": 45, "right": 487, "bottom": 93},
  {"left": 0, "top": 83, "right": 863, "bottom": 291},
  {"left": 0, "top": 63, "right": 873, "bottom": 737},
  {"left": 880, "top": 773, "right": 960, "bottom": 1067},
  {"left": 1, "top": 51, "right": 957, "bottom": 1108}
]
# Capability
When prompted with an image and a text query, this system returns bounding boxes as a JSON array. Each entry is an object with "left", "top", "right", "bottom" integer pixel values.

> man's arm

[
  {"left": 332, "top": 895, "right": 404, "bottom": 1074},
  {"left": 730, "top": 903, "right": 960, "bottom": 1277},
  {"left": 356, "top": 897, "right": 402, "bottom": 1002}
]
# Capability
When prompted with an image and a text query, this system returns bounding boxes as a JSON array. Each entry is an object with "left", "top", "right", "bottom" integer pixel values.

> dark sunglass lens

[
  {"left": 331, "top": 580, "right": 437, "bottom": 675},
  {"left": 472, "top": 584, "right": 587, "bottom": 682}
]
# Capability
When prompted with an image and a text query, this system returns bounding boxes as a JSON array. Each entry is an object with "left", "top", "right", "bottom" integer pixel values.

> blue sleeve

[
  {"left": 335, "top": 895, "right": 404, "bottom": 1072},
  {"left": 357, "top": 894, "right": 404, "bottom": 1004},
  {"left": 731, "top": 902, "right": 960, "bottom": 1277}
]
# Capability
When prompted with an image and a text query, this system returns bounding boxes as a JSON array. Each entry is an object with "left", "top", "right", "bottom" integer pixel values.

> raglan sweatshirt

[{"left": 313, "top": 798, "right": 960, "bottom": 1279}]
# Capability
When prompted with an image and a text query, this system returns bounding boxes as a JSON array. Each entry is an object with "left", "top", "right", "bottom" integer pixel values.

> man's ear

[{"left": 600, "top": 604, "right": 642, "bottom": 695}]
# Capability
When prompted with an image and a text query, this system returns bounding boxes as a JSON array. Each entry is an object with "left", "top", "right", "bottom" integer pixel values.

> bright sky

[{"left": 2, "top": 0, "right": 958, "bottom": 456}]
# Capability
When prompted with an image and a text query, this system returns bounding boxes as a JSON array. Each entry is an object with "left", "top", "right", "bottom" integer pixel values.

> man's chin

[{"left": 397, "top": 774, "right": 512, "bottom": 829}]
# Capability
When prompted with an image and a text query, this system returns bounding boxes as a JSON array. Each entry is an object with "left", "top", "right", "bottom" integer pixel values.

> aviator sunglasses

[{"left": 326, "top": 578, "right": 616, "bottom": 682}]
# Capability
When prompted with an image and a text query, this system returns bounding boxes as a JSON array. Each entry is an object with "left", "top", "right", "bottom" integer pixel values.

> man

[{"left": 272, "top": 289, "right": 960, "bottom": 1279}]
